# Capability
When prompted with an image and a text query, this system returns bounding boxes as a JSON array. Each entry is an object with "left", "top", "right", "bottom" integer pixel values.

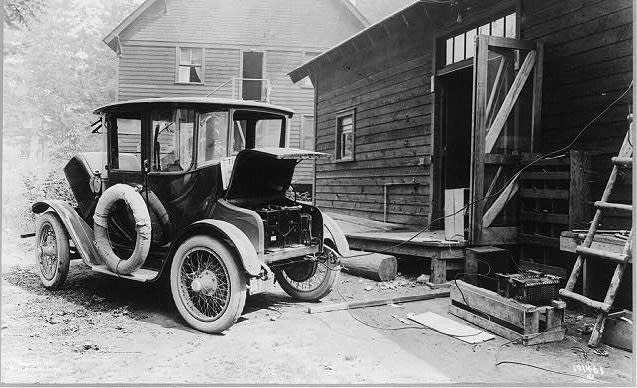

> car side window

[
  {"left": 151, "top": 109, "right": 195, "bottom": 172},
  {"left": 115, "top": 117, "right": 142, "bottom": 171},
  {"left": 198, "top": 111, "right": 229, "bottom": 166}
]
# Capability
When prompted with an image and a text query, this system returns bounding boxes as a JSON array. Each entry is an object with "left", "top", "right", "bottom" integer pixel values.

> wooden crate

[{"left": 449, "top": 280, "right": 566, "bottom": 346}]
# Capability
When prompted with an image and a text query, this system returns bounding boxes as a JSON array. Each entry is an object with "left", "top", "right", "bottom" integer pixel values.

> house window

[
  {"left": 335, "top": 109, "right": 355, "bottom": 161},
  {"left": 177, "top": 47, "right": 204, "bottom": 83},
  {"left": 445, "top": 13, "right": 517, "bottom": 65}
]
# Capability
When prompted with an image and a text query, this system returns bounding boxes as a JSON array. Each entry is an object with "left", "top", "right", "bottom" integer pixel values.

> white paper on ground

[{"left": 407, "top": 312, "right": 495, "bottom": 344}]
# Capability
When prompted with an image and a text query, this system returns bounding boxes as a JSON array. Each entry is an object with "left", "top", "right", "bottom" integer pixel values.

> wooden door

[{"left": 469, "top": 36, "right": 543, "bottom": 245}]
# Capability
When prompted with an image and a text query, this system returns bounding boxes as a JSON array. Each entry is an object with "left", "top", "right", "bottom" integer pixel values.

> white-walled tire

[
  {"left": 170, "top": 235, "right": 246, "bottom": 333},
  {"left": 35, "top": 212, "right": 70, "bottom": 289}
]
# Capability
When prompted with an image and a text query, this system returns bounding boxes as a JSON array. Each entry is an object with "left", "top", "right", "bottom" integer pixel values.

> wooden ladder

[{"left": 559, "top": 115, "right": 634, "bottom": 348}]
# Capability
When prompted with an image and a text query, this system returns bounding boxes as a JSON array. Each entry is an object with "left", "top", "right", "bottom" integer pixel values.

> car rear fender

[
  {"left": 322, "top": 213, "right": 350, "bottom": 255},
  {"left": 32, "top": 200, "right": 102, "bottom": 267},
  {"left": 165, "top": 219, "right": 262, "bottom": 277}
]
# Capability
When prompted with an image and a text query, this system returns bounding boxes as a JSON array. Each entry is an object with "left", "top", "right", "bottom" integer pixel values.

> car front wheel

[
  {"left": 35, "top": 212, "right": 70, "bottom": 289},
  {"left": 170, "top": 235, "right": 246, "bottom": 333}
]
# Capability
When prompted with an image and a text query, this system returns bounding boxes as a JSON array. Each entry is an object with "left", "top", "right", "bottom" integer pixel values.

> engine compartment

[
  {"left": 254, "top": 204, "right": 316, "bottom": 249},
  {"left": 229, "top": 198, "right": 323, "bottom": 253}
]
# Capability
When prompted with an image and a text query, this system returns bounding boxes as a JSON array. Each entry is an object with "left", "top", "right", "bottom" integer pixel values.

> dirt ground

[{"left": 1, "top": 237, "right": 634, "bottom": 385}]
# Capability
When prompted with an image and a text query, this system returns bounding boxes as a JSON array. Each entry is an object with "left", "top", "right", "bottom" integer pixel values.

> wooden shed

[{"left": 289, "top": 0, "right": 633, "bottom": 295}]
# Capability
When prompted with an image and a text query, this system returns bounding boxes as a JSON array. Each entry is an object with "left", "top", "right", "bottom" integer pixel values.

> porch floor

[{"left": 327, "top": 212, "right": 467, "bottom": 284}]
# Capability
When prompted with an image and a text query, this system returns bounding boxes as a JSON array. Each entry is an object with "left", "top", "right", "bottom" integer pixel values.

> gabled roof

[{"left": 103, "top": 0, "right": 371, "bottom": 51}]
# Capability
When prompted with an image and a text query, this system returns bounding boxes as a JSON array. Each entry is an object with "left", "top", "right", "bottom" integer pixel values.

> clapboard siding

[
  {"left": 119, "top": 44, "right": 240, "bottom": 100},
  {"left": 314, "top": 22, "right": 432, "bottom": 225},
  {"left": 522, "top": 0, "right": 633, "bottom": 228}
]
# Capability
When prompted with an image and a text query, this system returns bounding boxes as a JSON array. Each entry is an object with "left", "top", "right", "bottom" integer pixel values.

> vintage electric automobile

[{"left": 32, "top": 97, "right": 349, "bottom": 333}]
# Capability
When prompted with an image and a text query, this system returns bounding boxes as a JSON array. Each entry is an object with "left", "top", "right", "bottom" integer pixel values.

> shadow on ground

[{"left": 2, "top": 261, "right": 311, "bottom": 332}]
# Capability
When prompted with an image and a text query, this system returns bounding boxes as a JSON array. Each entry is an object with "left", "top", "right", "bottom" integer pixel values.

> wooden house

[
  {"left": 102, "top": 0, "right": 408, "bottom": 191},
  {"left": 289, "top": 0, "right": 633, "bottom": 299}
]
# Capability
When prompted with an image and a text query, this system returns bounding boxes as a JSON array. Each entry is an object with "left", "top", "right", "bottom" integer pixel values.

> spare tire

[{"left": 93, "top": 184, "right": 151, "bottom": 275}]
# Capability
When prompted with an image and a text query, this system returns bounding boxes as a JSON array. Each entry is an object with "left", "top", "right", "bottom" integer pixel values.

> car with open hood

[{"left": 31, "top": 97, "right": 349, "bottom": 333}]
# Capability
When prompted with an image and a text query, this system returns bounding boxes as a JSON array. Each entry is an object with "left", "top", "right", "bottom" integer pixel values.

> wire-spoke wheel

[
  {"left": 170, "top": 235, "right": 246, "bottom": 333},
  {"left": 275, "top": 246, "right": 339, "bottom": 301},
  {"left": 35, "top": 212, "right": 70, "bottom": 289}
]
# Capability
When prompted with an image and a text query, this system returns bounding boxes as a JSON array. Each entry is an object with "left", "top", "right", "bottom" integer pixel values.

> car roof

[{"left": 93, "top": 97, "right": 295, "bottom": 116}]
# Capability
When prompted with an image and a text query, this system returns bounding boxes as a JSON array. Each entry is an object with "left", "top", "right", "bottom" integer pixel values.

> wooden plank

[
  {"left": 485, "top": 56, "right": 508, "bottom": 123},
  {"left": 519, "top": 211, "right": 569, "bottom": 225},
  {"left": 483, "top": 179, "right": 519, "bottom": 227},
  {"left": 519, "top": 233, "right": 560, "bottom": 249},
  {"left": 519, "top": 260, "right": 568, "bottom": 279},
  {"left": 469, "top": 35, "right": 489, "bottom": 244},
  {"left": 486, "top": 35, "right": 537, "bottom": 51},
  {"left": 519, "top": 188, "right": 569, "bottom": 200},
  {"left": 480, "top": 227, "right": 518, "bottom": 245},
  {"left": 451, "top": 280, "right": 535, "bottom": 328},
  {"left": 484, "top": 165, "right": 503, "bottom": 199},
  {"left": 569, "top": 150, "right": 592, "bottom": 228},
  {"left": 531, "top": 42, "right": 543, "bottom": 151},
  {"left": 307, "top": 290, "right": 450, "bottom": 314},
  {"left": 444, "top": 188, "right": 466, "bottom": 241},
  {"left": 520, "top": 171, "right": 570, "bottom": 181},
  {"left": 485, "top": 50, "right": 537, "bottom": 154}
]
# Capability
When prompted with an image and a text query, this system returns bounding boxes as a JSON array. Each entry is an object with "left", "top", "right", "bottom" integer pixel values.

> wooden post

[
  {"left": 531, "top": 42, "right": 544, "bottom": 152},
  {"left": 430, "top": 252, "right": 447, "bottom": 284},
  {"left": 469, "top": 35, "right": 489, "bottom": 245}
]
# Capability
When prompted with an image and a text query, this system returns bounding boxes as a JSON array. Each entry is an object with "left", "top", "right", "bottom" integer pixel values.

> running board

[{"left": 90, "top": 264, "right": 160, "bottom": 282}]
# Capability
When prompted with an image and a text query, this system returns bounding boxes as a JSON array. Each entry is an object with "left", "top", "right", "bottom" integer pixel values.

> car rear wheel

[
  {"left": 275, "top": 246, "right": 339, "bottom": 301},
  {"left": 170, "top": 235, "right": 246, "bottom": 333},
  {"left": 35, "top": 212, "right": 70, "bottom": 289}
]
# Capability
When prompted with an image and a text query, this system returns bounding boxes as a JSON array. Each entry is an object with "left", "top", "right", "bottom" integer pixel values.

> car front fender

[
  {"left": 167, "top": 219, "right": 262, "bottom": 277},
  {"left": 32, "top": 200, "right": 102, "bottom": 266},
  {"left": 322, "top": 213, "right": 350, "bottom": 255}
]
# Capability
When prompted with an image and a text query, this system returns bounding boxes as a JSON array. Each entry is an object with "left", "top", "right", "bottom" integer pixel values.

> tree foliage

[
  {"left": 4, "top": 0, "right": 143, "bottom": 161},
  {"left": 3, "top": 0, "right": 46, "bottom": 30}
]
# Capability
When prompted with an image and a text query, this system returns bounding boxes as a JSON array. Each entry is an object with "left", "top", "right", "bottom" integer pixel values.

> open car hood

[{"left": 225, "top": 148, "right": 331, "bottom": 200}]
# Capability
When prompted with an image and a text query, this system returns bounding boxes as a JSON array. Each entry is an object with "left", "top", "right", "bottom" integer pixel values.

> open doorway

[
  {"left": 439, "top": 66, "right": 473, "bottom": 191},
  {"left": 242, "top": 51, "right": 264, "bottom": 101}
]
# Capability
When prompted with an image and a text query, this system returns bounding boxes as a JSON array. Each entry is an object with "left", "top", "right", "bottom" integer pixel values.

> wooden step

[
  {"left": 594, "top": 201, "right": 633, "bottom": 212},
  {"left": 612, "top": 157, "right": 633, "bottom": 167},
  {"left": 575, "top": 246, "right": 629, "bottom": 264},
  {"left": 559, "top": 289, "right": 611, "bottom": 313},
  {"left": 90, "top": 264, "right": 159, "bottom": 282}
]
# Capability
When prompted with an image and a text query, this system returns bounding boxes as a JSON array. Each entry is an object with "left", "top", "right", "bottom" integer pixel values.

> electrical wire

[
  {"left": 494, "top": 361, "right": 593, "bottom": 381},
  {"left": 334, "top": 81, "right": 634, "bottom": 260}
]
